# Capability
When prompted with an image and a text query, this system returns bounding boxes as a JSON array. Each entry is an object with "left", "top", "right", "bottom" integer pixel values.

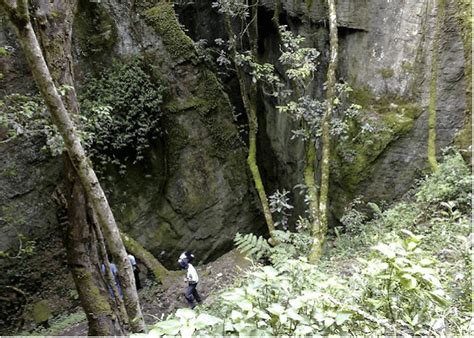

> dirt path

[{"left": 60, "top": 250, "right": 250, "bottom": 335}]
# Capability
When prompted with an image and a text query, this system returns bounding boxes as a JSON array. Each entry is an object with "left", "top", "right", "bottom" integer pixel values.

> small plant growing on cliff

[
  {"left": 79, "top": 57, "right": 166, "bottom": 174},
  {"left": 0, "top": 227, "right": 36, "bottom": 259}
]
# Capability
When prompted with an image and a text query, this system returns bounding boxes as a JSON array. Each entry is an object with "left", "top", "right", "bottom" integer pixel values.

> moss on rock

[
  {"left": 143, "top": 3, "right": 197, "bottom": 62},
  {"left": 32, "top": 300, "right": 51, "bottom": 324},
  {"left": 453, "top": 0, "right": 472, "bottom": 158},
  {"left": 335, "top": 87, "right": 422, "bottom": 191}
]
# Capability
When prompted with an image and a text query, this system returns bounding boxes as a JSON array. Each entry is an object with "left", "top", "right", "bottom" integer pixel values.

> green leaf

[
  {"left": 427, "top": 290, "right": 449, "bottom": 307},
  {"left": 400, "top": 273, "right": 418, "bottom": 290},
  {"left": 232, "top": 321, "right": 251, "bottom": 333},
  {"left": 287, "top": 308, "right": 305, "bottom": 323},
  {"left": 268, "top": 303, "right": 285, "bottom": 316},
  {"left": 195, "top": 313, "right": 222, "bottom": 329},
  {"left": 231, "top": 310, "right": 243, "bottom": 321},
  {"left": 262, "top": 266, "right": 279, "bottom": 279},
  {"left": 237, "top": 299, "right": 253, "bottom": 312},
  {"left": 373, "top": 243, "right": 396, "bottom": 259},
  {"left": 295, "top": 325, "right": 314, "bottom": 335},
  {"left": 175, "top": 308, "right": 196, "bottom": 320},
  {"left": 151, "top": 319, "right": 181, "bottom": 335},
  {"left": 221, "top": 289, "right": 245, "bottom": 303},
  {"left": 324, "top": 316, "right": 335, "bottom": 327},
  {"left": 335, "top": 312, "right": 352, "bottom": 325},
  {"left": 419, "top": 258, "right": 434, "bottom": 266},
  {"left": 255, "top": 309, "right": 271, "bottom": 321},
  {"left": 289, "top": 297, "right": 304, "bottom": 309}
]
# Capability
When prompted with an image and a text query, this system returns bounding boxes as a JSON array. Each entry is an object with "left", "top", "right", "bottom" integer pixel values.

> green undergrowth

[
  {"left": 139, "top": 152, "right": 472, "bottom": 336},
  {"left": 18, "top": 310, "right": 86, "bottom": 336}
]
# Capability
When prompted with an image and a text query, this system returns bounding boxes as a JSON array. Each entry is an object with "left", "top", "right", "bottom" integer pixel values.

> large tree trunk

[
  {"left": 0, "top": 0, "right": 146, "bottom": 332},
  {"left": 309, "top": 0, "right": 338, "bottom": 262},
  {"left": 30, "top": 1, "right": 124, "bottom": 333},
  {"left": 57, "top": 158, "right": 124, "bottom": 336},
  {"left": 223, "top": 7, "right": 276, "bottom": 243},
  {"left": 29, "top": 0, "right": 132, "bottom": 332}
]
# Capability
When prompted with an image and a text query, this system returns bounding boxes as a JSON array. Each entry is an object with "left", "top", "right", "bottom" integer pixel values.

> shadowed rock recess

[{"left": 0, "top": 0, "right": 470, "bottom": 317}]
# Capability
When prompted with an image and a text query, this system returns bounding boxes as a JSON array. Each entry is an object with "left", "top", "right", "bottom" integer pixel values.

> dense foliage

[
  {"left": 140, "top": 153, "right": 472, "bottom": 336},
  {"left": 79, "top": 58, "right": 166, "bottom": 174},
  {"left": 0, "top": 58, "right": 166, "bottom": 175}
]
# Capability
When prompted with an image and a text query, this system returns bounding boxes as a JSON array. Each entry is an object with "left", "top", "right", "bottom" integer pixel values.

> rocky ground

[{"left": 58, "top": 250, "right": 251, "bottom": 336}]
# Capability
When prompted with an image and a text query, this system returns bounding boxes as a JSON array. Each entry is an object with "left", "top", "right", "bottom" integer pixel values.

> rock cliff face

[
  {"left": 177, "top": 0, "right": 470, "bottom": 220},
  {"left": 0, "top": 0, "right": 470, "bottom": 262},
  {"left": 0, "top": 1, "right": 260, "bottom": 265}
]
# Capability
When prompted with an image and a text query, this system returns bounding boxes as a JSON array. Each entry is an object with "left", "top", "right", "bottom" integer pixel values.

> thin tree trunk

[
  {"left": 90, "top": 211, "right": 129, "bottom": 328},
  {"left": 309, "top": 0, "right": 338, "bottom": 262},
  {"left": 224, "top": 9, "right": 276, "bottom": 242},
  {"left": 304, "top": 143, "right": 320, "bottom": 221},
  {"left": 428, "top": 0, "right": 445, "bottom": 171},
  {"left": 0, "top": 0, "right": 146, "bottom": 332}
]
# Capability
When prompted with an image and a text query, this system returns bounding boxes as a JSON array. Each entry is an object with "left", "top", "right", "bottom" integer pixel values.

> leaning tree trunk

[
  {"left": 309, "top": 0, "right": 338, "bottom": 263},
  {"left": 57, "top": 159, "right": 124, "bottom": 336},
  {"left": 427, "top": 0, "right": 446, "bottom": 171},
  {"left": 30, "top": 1, "right": 128, "bottom": 333},
  {"left": 0, "top": 0, "right": 146, "bottom": 332},
  {"left": 224, "top": 8, "right": 276, "bottom": 243},
  {"left": 121, "top": 233, "right": 169, "bottom": 283}
]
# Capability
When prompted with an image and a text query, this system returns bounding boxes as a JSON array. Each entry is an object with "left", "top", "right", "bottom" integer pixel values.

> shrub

[{"left": 416, "top": 153, "right": 471, "bottom": 208}]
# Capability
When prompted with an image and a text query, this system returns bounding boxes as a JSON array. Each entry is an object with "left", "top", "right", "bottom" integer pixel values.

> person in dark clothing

[{"left": 128, "top": 254, "right": 141, "bottom": 290}]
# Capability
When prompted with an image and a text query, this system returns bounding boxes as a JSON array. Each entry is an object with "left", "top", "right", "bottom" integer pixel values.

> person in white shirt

[{"left": 178, "top": 251, "right": 201, "bottom": 308}]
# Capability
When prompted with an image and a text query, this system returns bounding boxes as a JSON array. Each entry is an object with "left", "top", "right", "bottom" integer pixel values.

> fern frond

[{"left": 234, "top": 232, "right": 271, "bottom": 260}]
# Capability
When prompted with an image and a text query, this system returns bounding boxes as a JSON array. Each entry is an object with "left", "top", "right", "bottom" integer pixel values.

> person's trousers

[
  {"left": 133, "top": 269, "right": 141, "bottom": 289},
  {"left": 185, "top": 282, "right": 201, "bottom": 308}
]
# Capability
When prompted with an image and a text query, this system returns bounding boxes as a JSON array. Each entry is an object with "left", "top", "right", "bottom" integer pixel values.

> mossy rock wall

[
  {"left": 0, "top": 0, "right": 470, "bottom": 269},
  {"left": 83, "top": 1, "right": 261, "bottom": 266},
  {"left": 176, "top": 0, "right": 471, "bottom": 223}
]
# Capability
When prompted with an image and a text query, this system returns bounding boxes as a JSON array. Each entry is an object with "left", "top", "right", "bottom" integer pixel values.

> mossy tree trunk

[
  {"left": 58, "top": 158, "right": 124, "bottom": 336},
  {"left": 0, "top": 0, "right": 146, "bottom": 332},
  {"left": 121, "top": 232, "right": 169, "bottom": 283},
  {"left": 308, "top": 0, "right": 338, "bottom": 262},
  {"left": 91, "top": 213, "right": 129, "bottom": 327},
  {"left": 30, "top": 1, "right": 126, "bottom": 333},
  {"left": 427, "top": 0, "right": 446, "bottom": 171},
  {"left": 304, "top": 143, "right": 320, "bottom": 222},
  {"left": 223, "top": 3, "right": 276, "bottom": 242}
]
